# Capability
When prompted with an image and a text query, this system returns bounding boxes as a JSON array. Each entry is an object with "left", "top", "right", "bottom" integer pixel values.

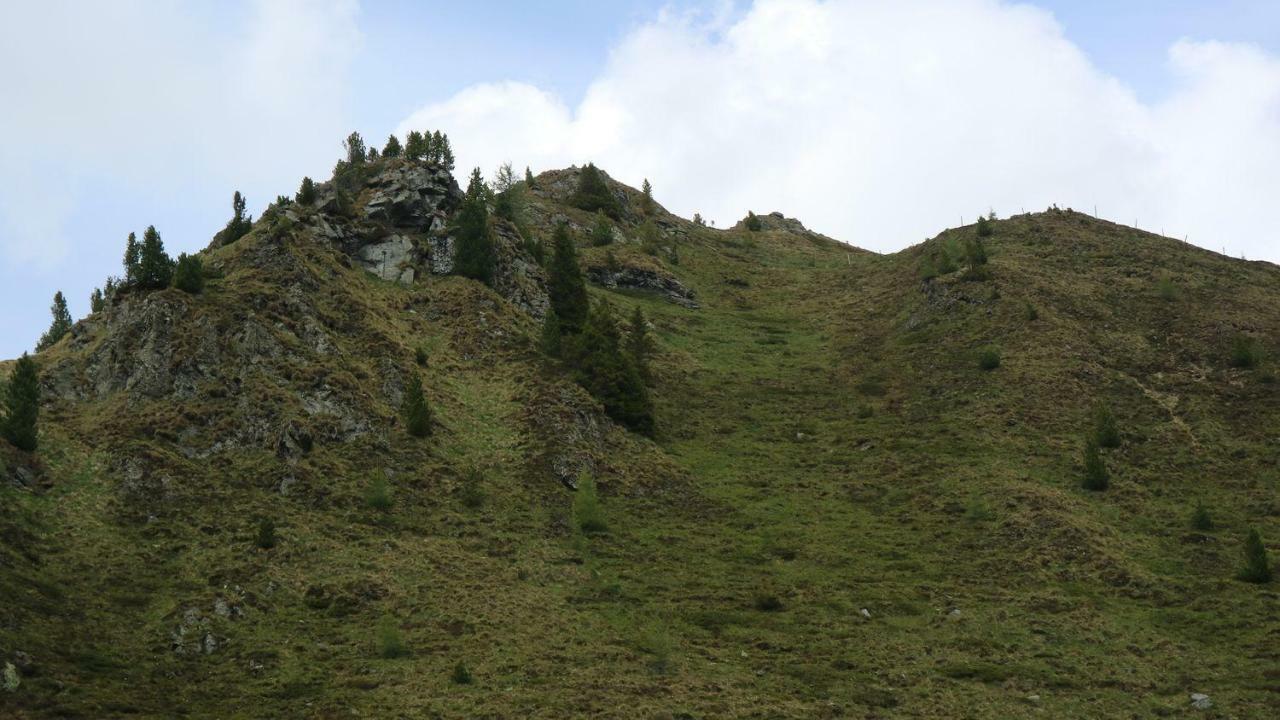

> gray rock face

[
  {"left": 360, "top": 162, "right": 460, "bottom": 232},
  {"left": 357, "top": 234, "right": 416, "bottom": 284},
  {"left": 586, "top": 265, "right": 699, "bottom": 309}
]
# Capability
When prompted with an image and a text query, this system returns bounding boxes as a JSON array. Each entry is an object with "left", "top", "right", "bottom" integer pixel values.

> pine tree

[
  {"left": 1238, "top": 529, "right": 1272, "bottom": 583},
  {"left": 136, "top": 225, "right": 174, "bottom": 290},
  {"left": 123, "top": 232, "right": 141, "bottom": 284},
  {"left": 525, "top": 166, "right": 536, "bottom": 187},
  {"left": 405, "top": 130, "right": 427, "bottom": 160},
  {"left": 590, "top": 213, "right": 614, "bottom": 247},
  {"left": 367, "top": 146, "right": 379, "bottom": 161},
  {"left": 90, "top": 287, "right": 105, "bottom": 314},
  {"left": 439, "top": 133, "right": 456, "bottom": 171},
  {"left": 567, "top": 300, "right": 654, "bottom": 435},
  {"left": 452, "top": 169, "right": 496, "bottom": 285},
  {"left": 493, "top": 162, "right": 522, "bottom": 222},
  {"left": 1093, "top": 403, "right": 1121, "bottom": 448},
  {"left": 423, "top": 131, "right": 437, "bottom": 162},
  {"left": 626, "top": 306, "right": 653, "bottom": 383},
  {"left": 402, "top": 373, "right": 432, "bottom": 437},
  {"left": 976, "top": 214, "right": 994, "bottom": 238},
  {"left": 570, "top": 163, "right": 621, "bottom": 219},
  {"left": 296, "top": 176, "right": 317, "bottom": 205},
  {"left": 383, "top": 134, "right": 402, "bottom": 158},
  {"left": 222, "top": 191, "right": 253, "bottom": 244},
  {"left": 641, "top": 178, "right": 654, "bottom": 215},
  {"left": 36, "top": 292, "right": 73, "bottom": 351},
  {"left": 344, "top": 131, "right": 366, "bottom": 165},
  {"left": 1082, "top": 437, "right": 1109, "bottom": 491},
  {"left": 2, "top": 353, "right": 39, "bottom": 452},
  {"left": 548, "top": 223, "right": 589, "bottom": 333},
  {"left": 540, "top": 309, "right": 562, "bottom": 358},
  {"left": 173, "top": 253, "right": 205, "bottom": 294}
]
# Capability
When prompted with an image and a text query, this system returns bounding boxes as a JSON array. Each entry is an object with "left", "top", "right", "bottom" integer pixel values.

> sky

[{"left": 2, "top": 0, "right": 1279, "bottom": 359}]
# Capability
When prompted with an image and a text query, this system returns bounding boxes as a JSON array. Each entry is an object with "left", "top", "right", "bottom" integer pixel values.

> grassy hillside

[{"left": 1, "top": 164, "right": 1277, "bottom": 718}]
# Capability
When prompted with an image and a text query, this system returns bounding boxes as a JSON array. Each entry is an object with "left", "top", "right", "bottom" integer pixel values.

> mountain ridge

[{"left": 1, "top": 151, "right": 1277, "bottom": 718}]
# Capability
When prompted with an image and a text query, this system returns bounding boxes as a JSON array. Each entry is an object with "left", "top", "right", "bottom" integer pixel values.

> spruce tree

[
  {"left": 173, "top": 253, "right": 205, "bottom": 294},
  {"left": 548, "top": 223, "right": 589, "bottom": 333},
  {"left": 296, "top": 177, "right": 317, "bottom": 205},
  {"left": 367, "top": 146, "right": 379, "bottom": 161},
  {"left": 90, "top": 287, "right": 105, "bottom": 314},
  {"left": 222, "top": 191, "right": 253, "bottom": 244},
  {"left": 383, "top": 134, "right": 402, "bottom": 158},
  {"left": 343, "top": 131, "right": 366, "bottom": 164},
  {"left": 2, "top": 353, "right": 39, "bottom": 452},
  {"left": 641, "top": 178, "right": 654, "bottom": 215},
  {"left": 540, "top": 309, "right": 562, "bottom": 358},
  {"left": 1093, "top": 403, "right": 1121, "bottom": 449},
  {"left": 452, "top": 169, "right": 496, "bottom": 285},
  {"left": 402, "top": 373, "right": 432, "bottom": 437},
  {"left": 567, "top": 300, "right": 653, "bottom": 435},
  {"left": 590, "top": 213, "right": 614, "bottom": 246},
  {"left": 405, "top": 130, "right": 427, "bottom": 160},
  {"left": 525, "top": 166, "right": 536, "bottom": 188},
  {"left": 123, "top": 232, "right": 141, "bottom": 284},
  {"left": 1238, "top": 529, "right": 1272, "bottom": 583},
  {"left": 570, "top": 163, "right": 621, "bottom": 219},
  {"left": 1082, "top": 437, "right": 1109, "bottom": 491},
  {"left": 136, "top": 226, "right": 174, "bottom": 290},
  {"left": 626, "top": 306, "right": 653, "bottom": 383},
  {"left": 439, "top": 132, "right": 456, "bottom": 171},
  {"left": 36, "top": 291, "right": 73, "bottom": 351}
]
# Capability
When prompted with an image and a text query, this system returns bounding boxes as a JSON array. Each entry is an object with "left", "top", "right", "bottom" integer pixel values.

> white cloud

[
  {"left": 398, "top": 0, "right": 1280, "bottom": 261},
  {"left": 0, "top": 0, "right": 361, "bottom": 265}
]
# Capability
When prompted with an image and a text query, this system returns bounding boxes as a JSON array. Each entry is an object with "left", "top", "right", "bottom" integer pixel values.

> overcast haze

[{"left": 3, "top": 0, "right": 1279, "bottom": 358}]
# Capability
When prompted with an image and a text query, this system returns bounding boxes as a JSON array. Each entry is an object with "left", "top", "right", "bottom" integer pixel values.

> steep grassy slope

[{"left": 1, "top": 165, "right": 1277, "bottom": 719}]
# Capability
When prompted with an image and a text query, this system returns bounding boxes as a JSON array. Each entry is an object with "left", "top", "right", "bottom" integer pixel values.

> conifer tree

[
  {"left": 590, "top": 213, "right": 614, "bottom": 246},
  {"left": 402, "top": 373, "right": 432, "bottom": 437},
  {"left": 567, "top": 300, "right": 654, "bottom": 435},
  {"left": 540, "top": 309, "right": 562, "bottom": 358},
  {"left": 525, "top": 166, "right": 536, "bottom": 187},
  {"left": 90, "top": 287, "right": 105, "bottom": 314},
  {"left": 367, "top": 146, "right": 379, "bottom": 161},
  {"left": 570, "top": 163, "right": 621, "bottom": 219},
  {"left": 383, "top": 134, "right": 402, "bottom": 158},
  {"left": 1093, "top": 402, "right": 1121, "bottom": 449},
  {"left": 123, "top": 232, "right": 141, "bottom": 284},
  {"left": 548, "top": 223, "right": 589, "bottom": 333},
  {"left": 344, "top": 131, "right": 366, "bottom": 164},
  {"left": 439, "top": 132, "right": 456, "bottom": 171},
  {"left": 296, "top": 177, "right": 317, "bottom": 205},
  {"left": 492, "top": 162, "right": 522, "bottom": 222},
  {"left": 136, "top": 225, "right": 174, "bottom": 290},
  {"left": 1082, "top": 437, "right": 1109, "bottom": 491},
  {"left": 452, "top": 169, "right": 496, "bottom": 285},
  {"left": 626, "top": 306, "right": 653, "bottom": 383},
  {"left": 36, "top": 292, "right": 73, "bottom": 351},
  {"left": 641, "top": 178, "right": 654, "bottom": 215},
  {"left": 173, "top": 253, "right": 204, "bottom": 294},
  {"left": 405, "top": 130, "right": 427, "bottom": 160},
  {"left": 1239, "top": 529, "right": 1272, "bottom": 583},
  {"left": 222, "top": 191, "right": 253, "bottom": 244},
  {"left": 2, "top": 353, "right": 39, "bottom": 452}
]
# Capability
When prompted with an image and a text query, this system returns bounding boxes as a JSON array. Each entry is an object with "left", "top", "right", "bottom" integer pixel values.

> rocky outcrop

[
  {"left": 585, "top": 264, "right": 699, "bottom": 309},
  {"left": 359, "top": 162, "right": 460, "bottom": 233}
]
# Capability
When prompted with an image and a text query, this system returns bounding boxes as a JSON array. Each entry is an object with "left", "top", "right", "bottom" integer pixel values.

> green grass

[{"left": 3, "top": 195, "right": 1279, "bottom": 719}]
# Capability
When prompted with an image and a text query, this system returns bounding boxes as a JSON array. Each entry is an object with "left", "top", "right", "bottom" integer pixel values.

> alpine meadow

[{"left": 2, "top": 2, "right": 1280, "bottom": 719}]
